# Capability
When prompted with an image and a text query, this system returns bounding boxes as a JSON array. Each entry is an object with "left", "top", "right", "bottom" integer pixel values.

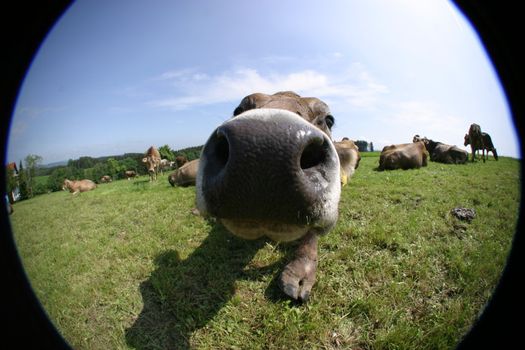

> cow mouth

[{"left": 220, "top": 218, "right": 327, "bottom": 242}]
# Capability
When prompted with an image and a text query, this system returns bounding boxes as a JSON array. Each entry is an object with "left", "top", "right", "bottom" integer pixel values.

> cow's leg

[{"left": 279, "top": 231, "right": 318, "bottom": 302}]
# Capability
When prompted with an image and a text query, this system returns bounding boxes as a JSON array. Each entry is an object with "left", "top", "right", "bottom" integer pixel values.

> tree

[
  {"left": 158, "top": 145, "right": 175, "bottom": 161},
  {"left": 355, "top": 140, "right": 369, "bottom": 152},
  {"left": 369, "top": 142, "right": 374, "bottom": 152},
  {"left": 18, "top": 161, "right": 29, "bottom": 200},
  {"left": 106, "top": 157, "right": 124, "bottom": 178},
  {"left": 24, "top": 154, "right": 42, "bottom": 198},
  {"left": 47, "top": 166, "right": 76, "bottom": 192}
]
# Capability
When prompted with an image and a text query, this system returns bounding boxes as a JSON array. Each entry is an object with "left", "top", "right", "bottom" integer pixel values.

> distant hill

[{"left": 41, "top": 160, "right": 68, "bottom": 168}]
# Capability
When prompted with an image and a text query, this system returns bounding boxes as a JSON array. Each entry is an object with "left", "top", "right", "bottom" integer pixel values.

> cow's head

[
  {"left": 464, "top": 134, "right": 470, "bottom": 146},
  {"left": 196, "top": 91, "right": 341, "bottom": 242},
  {"left": 142, "top": 157, "right": 157, "bottom": 175},
  {"left": 61, "top": 179, "right": 71, "bottom": 191}
]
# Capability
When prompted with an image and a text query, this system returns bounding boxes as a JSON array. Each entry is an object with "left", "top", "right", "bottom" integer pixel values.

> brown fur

[
  {"left": 233, "top": 91, "right": 334, "bottom": 137},
  {"left": 464, "top": 123, "right": 485, "bottom": 162},
  {"left": 169, "top": 159, "right": 199, "bottom": 187},
  {"left": 175, "top": 155, "right": 188, "bottom": 168},
  {"left": 124, "top": 170, "right": 136, "bottom": 180},
  {"left": 142, "top": 146, "right": 161, "bottom": 181},
  {"left": 379, "top": 141, "right": 428, "bottom": 170},
  {"left": 62, "top": 179, "right": 96, "bottom": 194},
  {"left": 334, "top": 138, "right": 361, "bottom": 185}
]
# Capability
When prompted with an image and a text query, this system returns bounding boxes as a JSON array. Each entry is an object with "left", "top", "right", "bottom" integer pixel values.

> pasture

[{"left": 10, "top": 154, "right": 520, "bottom": 349}]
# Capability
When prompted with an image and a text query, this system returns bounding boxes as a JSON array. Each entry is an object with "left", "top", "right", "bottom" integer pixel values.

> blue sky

[{"left": 7, "top": 0, "right": 520, "bottom": 165}]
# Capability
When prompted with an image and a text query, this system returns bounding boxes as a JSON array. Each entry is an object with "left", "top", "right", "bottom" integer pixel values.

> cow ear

[
  {"left": 233, "top": 94, "right": 257, "bottom": 116},
  {"left": 142, "top": 157, "right": 147, "bottom": 163},
  {"left": 233, "top": 93, "right": 270, "bottom": 116}
]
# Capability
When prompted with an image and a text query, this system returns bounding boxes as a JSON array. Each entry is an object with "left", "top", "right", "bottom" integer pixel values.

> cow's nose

[{"left": 197, "top": 109, "right": 340, "bottom": 225}]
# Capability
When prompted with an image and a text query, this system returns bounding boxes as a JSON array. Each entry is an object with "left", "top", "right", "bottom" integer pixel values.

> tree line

[{"left": 6, "top": 145, "right": 203, "bottom": 201}]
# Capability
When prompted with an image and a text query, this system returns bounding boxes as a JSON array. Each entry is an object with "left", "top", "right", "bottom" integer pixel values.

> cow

[
  {"left": 175, "top": 155, "right": 188, "bottom": 168},
  {"left": 378, "top": 141, "right": 428, "bottom": 170},
  {"left": 334, "top": 138, "right": 361, "bottom": 186},
  {"left": 125, "top": 170, "right": 137, "bottom": 180},
  {"left": 413, "top": 135, "right": 468, "bottom": 164},
  {"left": 464, "top": 131, "right": 498, "bottom": 161},
  {"left": 168, "top": 159, "right": 199, "bottom": 187},
  {"left": 142, "top": 146, "right": 161, "bottom": 181},
  {"left": 196, "top": 91, "right": 342, "bottom": 302},
  {"left": 464, "top": 123, "right": 485, "bottom": 162},
  {"left": 100, "top": 175, "right": 112, "bottom": 183},
  {"left": 62, "top": 179, "right": 96, "bottom": 195},
  {"left": 159, "top": 159, "right": 171, "bottom": 174}
]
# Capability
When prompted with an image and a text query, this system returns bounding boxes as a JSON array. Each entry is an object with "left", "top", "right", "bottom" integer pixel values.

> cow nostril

[
  {"left": 208, "top": 129, "right": 230, "bottom": 170},
  {"left": 300, "top": 138, "right": 327, "bottom": 169}
]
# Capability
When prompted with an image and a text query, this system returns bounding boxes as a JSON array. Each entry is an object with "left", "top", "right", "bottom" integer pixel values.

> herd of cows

[{"left": 60, "top": 91, "right": 498, "bottom": 301}]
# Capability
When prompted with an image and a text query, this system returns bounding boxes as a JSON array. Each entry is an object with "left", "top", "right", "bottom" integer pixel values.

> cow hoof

[{"left": 278, "top": 256, "right": 317, "bottom": 302}]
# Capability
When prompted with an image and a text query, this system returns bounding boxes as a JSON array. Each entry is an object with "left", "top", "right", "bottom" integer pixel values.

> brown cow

[
  {"left": 62, "top": 179, "right": 96, "bottom": 195},
  {"left": 378, "top": 141, "right": 428, "bottom": 170},
  {"left": 197, "top": 91, "right": 341, "bottom": 301},
  {"left": 464, "top": 123, "right": 485, "bottom": 162},
  {"left": 334, "top": 138, "right": 361, "bottom": 186},
  {"left": 413, "top": 135, "right": 468, "bottom": 164},
  {"left": 175, "top": 155, "right": 188, "bottom": 168},
  {"left": 100, "top": 175, "right": 112, "bottom": 183},
  {"left": 124, "top": 170, "right": 137, "bottom": 180},
  {"left": 142, "top": 146, "right": 161, "bottom": 181},
  {"left": 464, "top": 131, "right": 498, "bottom": 161},
  {"left": 168, "top": 159, "right": 199, "bottom": 187}
]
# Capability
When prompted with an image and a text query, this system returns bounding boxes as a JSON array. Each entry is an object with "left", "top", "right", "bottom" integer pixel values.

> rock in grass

[{"left": 451, "top": 207, "right": 476, "bottom": 222}]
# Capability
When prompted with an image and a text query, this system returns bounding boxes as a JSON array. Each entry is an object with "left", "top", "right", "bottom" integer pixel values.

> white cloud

[{"left": 150, "top": 64, "right": 388, "bottom": 111}]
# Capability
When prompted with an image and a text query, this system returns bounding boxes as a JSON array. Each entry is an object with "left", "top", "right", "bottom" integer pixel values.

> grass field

[{"left": 10, "top": 154, "right": 520, "bottom": 349}]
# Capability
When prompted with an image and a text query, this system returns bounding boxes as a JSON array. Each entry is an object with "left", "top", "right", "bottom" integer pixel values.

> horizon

[{"left": 6, "top": 0, "right": 521, "bottom": 165}]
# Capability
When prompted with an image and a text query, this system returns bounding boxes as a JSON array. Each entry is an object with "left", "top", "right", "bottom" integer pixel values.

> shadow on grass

[{"left": 125, "top": 223, "right": 268, "bottom": 349}]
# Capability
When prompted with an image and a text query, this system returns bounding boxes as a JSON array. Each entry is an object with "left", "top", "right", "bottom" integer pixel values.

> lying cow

[
  {"left": 100, "top": 175, "right": 112, "bottom": 183},
  {"left": 62, "top": 179, "right": 96, "bottom": 195},
  {"left": 464, "top": 131, "right": 498, "bottom": 161},
  {"left": 378, "top": 141, "right": 428, "bottom": 170},
  {"left": 413, "top": 135, "right": 467, "bottom": 164},
  {"left": 142, "top": 146, "right": 161, "bottom": 181},
  {"left": 334, "top": 138, "right": 361, "bottom": 186},
  {"left": 197, "top": 91, "right": 341, "bottom": 301},
  {"left": 168, "top": 159, "right": 199, "bottom": 187},
  {"left": 125, "top": 170, "right": 137, "bottom": 180}
]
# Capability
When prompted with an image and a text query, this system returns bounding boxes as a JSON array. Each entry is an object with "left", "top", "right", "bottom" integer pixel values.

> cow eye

[{"left": 325, "top": 115, "right": 335, "bottom": 129}]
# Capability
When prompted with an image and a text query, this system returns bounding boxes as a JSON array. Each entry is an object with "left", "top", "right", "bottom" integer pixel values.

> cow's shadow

[{"left": 125, "top": 223, "right": 281, "bottom": 349}]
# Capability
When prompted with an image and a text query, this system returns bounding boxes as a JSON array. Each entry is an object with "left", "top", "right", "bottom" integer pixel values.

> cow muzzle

[{"left": 196, "top": 109, "right": 341, "bottom": 241}]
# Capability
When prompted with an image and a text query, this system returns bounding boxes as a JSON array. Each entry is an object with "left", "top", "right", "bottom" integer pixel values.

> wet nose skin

[{"left": 197, "top": 109, "right": 340, "bottom": 231}]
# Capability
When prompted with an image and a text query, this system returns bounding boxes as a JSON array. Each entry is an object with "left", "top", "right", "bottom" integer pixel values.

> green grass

[{"left": 10, "top": 156, "right": 520, "bottom": 349}]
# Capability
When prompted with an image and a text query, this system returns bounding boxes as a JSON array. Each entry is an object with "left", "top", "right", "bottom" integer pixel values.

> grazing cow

[
  {"left": 100, "top": 175, "right": 112, "bottom": 183},
  {"left": 62, "top": 179, "right": 96, "bottom": 195},
  {"left": 142, "top": 146, "right": 161, "bottom": 181},
  {"left": 168, "top": 159, "right": 199, "bottom": 187},
  {"left": 175, "top": 155, "right": 188, "bottom": 168},
  {"left": 413, "top": 135, "right": 468, "bottom": 164},
  {"left": 465, "top": 132, "right": 499, "bottom": 161},
  {"left": 464, "top": 123, "right": 485, "bottom": 162},
  {"left": 334, "top": 138, "right": 361, "bottom": 186},
  {"left": 125, "top": 170, "right": 137, "bottom": 180},
  {"left": 378, "top": 141, "right": 428, "bottom": 170},
  {"left": 197, "top": 91, "right": 341, "bottom": 301}
]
